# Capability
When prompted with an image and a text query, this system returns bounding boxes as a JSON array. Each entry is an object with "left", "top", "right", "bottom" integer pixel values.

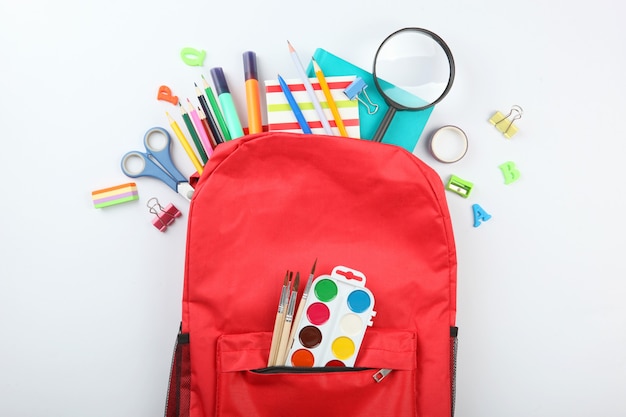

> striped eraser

[{"left": 92, "top": 182, "right": 139, "bottom": 208}]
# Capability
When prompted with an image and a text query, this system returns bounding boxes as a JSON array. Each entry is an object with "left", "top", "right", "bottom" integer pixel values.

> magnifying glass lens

[{"left": 374, "top": 29, "right": 453, "bottom": 109}]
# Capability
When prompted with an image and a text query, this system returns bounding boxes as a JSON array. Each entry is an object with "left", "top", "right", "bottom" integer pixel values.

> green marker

[{"left": 210, "top": 67, "right": 244, "bottom": 139}]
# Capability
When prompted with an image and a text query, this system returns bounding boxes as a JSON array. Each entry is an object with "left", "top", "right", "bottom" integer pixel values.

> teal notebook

[{"left": 306, "top": 48, "right": 433, "bottom": 153}]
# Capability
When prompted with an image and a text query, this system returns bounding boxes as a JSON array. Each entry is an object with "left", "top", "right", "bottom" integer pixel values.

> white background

[{"left": 1, "top": 1, "right": 625, "bottom": 416}]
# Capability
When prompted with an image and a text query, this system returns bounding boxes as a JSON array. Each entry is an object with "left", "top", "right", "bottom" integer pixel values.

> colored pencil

[
  {"left": 197, "top": 107, "right": 217, "bottom": 150},
  {"left": 178, "top": 102, "right": 208, "bottom": 164},
  {"left": 186, "top": 99, "right": 213, "bottom": 159},
  {"left": 312, "top": 59, "right": 348, "bottom": 137},
  {"left": 166, "top": 112, "right": 203, "bottom": 175},
  {"left": 201, "top": 74, "right": 231, "bottom": 141},
  {"left": 195, "top": 84, "right": 224, "bottom": 145},
  {"left": 287, "top": 41, "right": 333, "bottom": 135},
  {"left": 277, "top": 74, "right": 312, "bottom": 134}
]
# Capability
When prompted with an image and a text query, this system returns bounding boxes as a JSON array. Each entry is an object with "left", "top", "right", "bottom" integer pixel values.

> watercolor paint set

[{"left": 286, "top": 266, "right": 376, "bottom": 367}]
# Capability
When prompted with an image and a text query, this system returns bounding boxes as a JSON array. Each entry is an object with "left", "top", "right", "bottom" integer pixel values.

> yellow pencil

[
  {"left": 312, "top": 59, "right": 348, "bottom": 137},
  {"left": 166, "top": 112, "right": 203, "bottom": 175}
]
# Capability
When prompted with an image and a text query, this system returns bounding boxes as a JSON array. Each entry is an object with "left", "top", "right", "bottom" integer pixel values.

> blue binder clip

[{"left": 344, "top": 77, "right": 379, "bottom": 115}]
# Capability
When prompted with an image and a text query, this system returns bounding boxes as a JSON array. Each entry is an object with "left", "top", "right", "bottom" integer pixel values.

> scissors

[{"left": 121, "top": 127, "right": 194, "bottom": 202}]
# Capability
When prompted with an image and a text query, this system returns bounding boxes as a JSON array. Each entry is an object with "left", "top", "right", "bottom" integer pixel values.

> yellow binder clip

[{"left": 489, "top": 105, "right": 523, "bottom": 138}]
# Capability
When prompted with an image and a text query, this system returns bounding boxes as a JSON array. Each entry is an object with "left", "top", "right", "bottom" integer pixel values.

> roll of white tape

[{"left": 429, "top": 125, "right": 468, "bottom": 163}]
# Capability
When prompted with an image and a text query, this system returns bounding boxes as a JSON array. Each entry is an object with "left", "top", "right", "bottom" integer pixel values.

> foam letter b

[{"left": 499, "top": 161, "right": 521, "bottom": 184}]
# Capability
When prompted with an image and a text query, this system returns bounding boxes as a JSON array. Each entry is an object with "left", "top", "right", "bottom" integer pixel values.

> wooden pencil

[{"left": 312, "top": 59, "right": 348, "bottom": 137}]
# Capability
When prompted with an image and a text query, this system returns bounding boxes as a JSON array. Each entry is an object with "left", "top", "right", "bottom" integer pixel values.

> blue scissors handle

[
  {"left": 120, "top": 127, "right": 187, "bottom": 193},
  {"left": 142, "top": 127, "right": 187, "bottom": 183},
  {"left": 121, "top": 151, "right": 179, "bottom": 192}
]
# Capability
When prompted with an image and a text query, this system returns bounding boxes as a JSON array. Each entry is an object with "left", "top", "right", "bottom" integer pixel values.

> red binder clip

[{"left": 147, "top": 198, "right": 182, "bottom": 232}]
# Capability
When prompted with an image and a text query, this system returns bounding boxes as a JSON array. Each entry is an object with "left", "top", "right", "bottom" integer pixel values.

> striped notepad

[{"left": 264, "top": 76, "right": 360, "bottom": 137}]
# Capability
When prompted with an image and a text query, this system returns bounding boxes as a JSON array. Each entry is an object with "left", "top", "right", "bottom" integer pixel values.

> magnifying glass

[{"left": 372, "top": 27, "right": 455, "bottom": 143}]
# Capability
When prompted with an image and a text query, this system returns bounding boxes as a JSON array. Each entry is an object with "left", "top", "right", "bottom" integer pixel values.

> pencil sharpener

[{"left": 446, "top": 175, "right": 474, "bottom": 198}]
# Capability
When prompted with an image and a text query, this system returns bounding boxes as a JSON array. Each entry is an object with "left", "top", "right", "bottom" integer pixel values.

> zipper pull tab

[{"left": 372, "top": 368, "right": 392, "bottom": 383}]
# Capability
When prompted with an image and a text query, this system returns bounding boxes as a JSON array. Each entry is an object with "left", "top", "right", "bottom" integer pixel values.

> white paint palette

[{"left": 286, "top": 266, "right": 376, "bottom": 367}]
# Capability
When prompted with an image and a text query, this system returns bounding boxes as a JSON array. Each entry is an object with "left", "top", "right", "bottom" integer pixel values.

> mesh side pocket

[
  {"left": 165, "top": 327, "right": 191, "bottom": 417},
  {"left": 450, "top": 326, "right": 458, "bottom": 417}
]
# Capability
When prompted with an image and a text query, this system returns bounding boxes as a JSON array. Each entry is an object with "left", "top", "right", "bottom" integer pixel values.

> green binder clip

[{"left": 446, "top": 175, "right": 474, "bottom": 198}]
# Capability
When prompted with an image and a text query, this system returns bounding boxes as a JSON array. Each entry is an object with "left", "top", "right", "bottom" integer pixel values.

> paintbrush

[
  {"left": 283, "top": 259, "right": 317, "bottom": 365},
  {"left": 267, "top": 270, "right": 291, "bottom": 366},
  {"left": 275, "top": 272, "right": 300, "bottom": 366}
]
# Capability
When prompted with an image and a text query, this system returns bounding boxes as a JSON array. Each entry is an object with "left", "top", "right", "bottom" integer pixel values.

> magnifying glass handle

[{"left": 372, "top": 106, "right": 397, "bottom": 143}]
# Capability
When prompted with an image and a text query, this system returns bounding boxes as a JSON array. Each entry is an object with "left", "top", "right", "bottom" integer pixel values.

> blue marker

[{"left": 210, "top": 67, "right": 244, "bottom": 139}]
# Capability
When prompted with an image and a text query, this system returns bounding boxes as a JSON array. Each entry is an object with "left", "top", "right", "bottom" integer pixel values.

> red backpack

[{"left": 165, "top": 131, "right": 458, "bottom": 417}]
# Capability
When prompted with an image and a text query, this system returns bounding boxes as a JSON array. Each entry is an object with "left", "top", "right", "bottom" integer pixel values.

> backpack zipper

[
  {"left": 252, "top": 366, "right": 370, "bottom": 374},
  {"left": 252, "top": 366, "right": 393, "bottom": 383},
  {"left": 372, "top": 368, "right": 392, "bottom": 383}
]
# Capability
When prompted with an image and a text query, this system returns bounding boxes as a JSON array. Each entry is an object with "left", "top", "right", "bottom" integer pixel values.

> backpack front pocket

[{"left": 215, "top": 330, "right": 417, "bottom": 417}]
